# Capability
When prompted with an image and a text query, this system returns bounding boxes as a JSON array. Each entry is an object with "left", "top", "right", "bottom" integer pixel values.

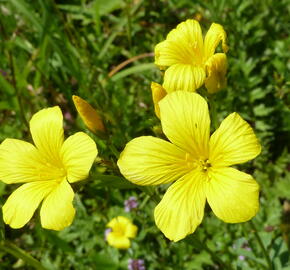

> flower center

[
  {"left": 185, "top": 153, "right": 211, "bottom": 172},
  {"left": 199, "top": 159, "right": 211, "bottom": 172},
  {"left": 113, "top": 223, "right": 126, "bottom": 237},
  {"left": 36, "top": 161, "right": 67, "bottom": 181}
]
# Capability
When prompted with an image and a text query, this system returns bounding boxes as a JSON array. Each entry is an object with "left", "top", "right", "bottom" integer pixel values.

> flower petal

[
  {"left": 117, "top": 136, "right": 190, "bottom": 186},
  {"left": 107, "top": 232, "right": 131, "bottom": 249},
  {"left": 209, "top": 113, "right": 261, "bottom": 167},
  {"left": 159, "top": 91, "right": 210, "bottom": 158},
  {"left": 60, "top": 132, "right": 97, "bottom": 183},
  {"left": 154, "top": 170, "right": 207, "bottom": 242},
  {"left": 0, "top": 139, "right": 41, "bottom": 184},
  {"left": 163, "top": 64, "right": 206, "bottom": 92},
  {"left": 40, "top": 179, "right": 75, "bottom": 230},
  {"left": 0, "top": 139, "right": 66, "bottom": 184},
  {"left": 151, "top": 82, "right": 167, "bottom": 118},
  {"left": 2, "top": 181, "right": 55, "bottom": 228},
  {"left": 125, "top": 223, "right": 138, "bottom": 239},
  {"left": 203, "top": 23, "right": 228, "bottom": 61},
  {"left": 155, "top": 19, "right": 203, "bottom": 68},
  {"left": 107, "top": 216, "right": 130, "bottom": 228},
  {"left": 30, "top": 107, "right": 64, "bottom": 166},
  {"left": 206, "top": 167, "right": 259, "bottom": 223},
  {"left": 205, "top": 53, "right": 227, "bottom": 94},
  {"left": 72, "top": 95, "right": 105, "bottom": 133}
]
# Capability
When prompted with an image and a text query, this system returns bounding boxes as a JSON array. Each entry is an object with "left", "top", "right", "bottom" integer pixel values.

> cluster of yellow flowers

[
  {"left": 119, "top": 20, "right": 261, "bottom": 242},
  {"left": 0, "top": 19, "right": 261, "bottom": 245}
]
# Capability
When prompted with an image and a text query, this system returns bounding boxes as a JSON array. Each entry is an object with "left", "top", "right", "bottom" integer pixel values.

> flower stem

[
  {"left": 0, "top": 240, "right": 47, "bottom": 270},
  {"left": 140, "top": 186, "right": 161, "bottom": 204},
  {"left": 249, "top": 220, "right": 273, "bottom": 270}
]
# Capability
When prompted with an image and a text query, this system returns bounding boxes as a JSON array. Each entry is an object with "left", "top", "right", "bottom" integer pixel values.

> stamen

[{"left": 200, "top": 159, "right": 211, "bottom": 172}]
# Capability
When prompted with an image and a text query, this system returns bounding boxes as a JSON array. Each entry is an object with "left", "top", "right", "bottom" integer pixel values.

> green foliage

[{"left": 0, "top": 0, "right": 289, "bottom": 269}]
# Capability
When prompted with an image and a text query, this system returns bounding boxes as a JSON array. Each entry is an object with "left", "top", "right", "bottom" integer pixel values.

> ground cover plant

[{"left": 0, "top": 0, "right": 289, "bottom": 269}]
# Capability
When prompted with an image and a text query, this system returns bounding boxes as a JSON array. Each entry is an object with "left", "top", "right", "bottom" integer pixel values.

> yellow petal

[
  {"left": 30, "top": 107, "right": 64, "bottom": 166},
  {"left": 205, "top": 53, "right": 227, "bottom": 94},
  {"left": 60, "top": 132, "right": 98, "bottom": 183},
  {"left": 155, "top": 19, "right": 203, "bottom": 68},
  {"left": 2, "top": 181, "right": 55, "bottom": 228},
  {"left": 163, "top": 64, "right": 206, "bottom": 92},
  {"left": 159, "top": 91, "right": 210, "bottom": 158},
  {"left": 107, "top": 216, "right": 130, "bottom": 228},
  {"left": 209, "top": 113, "right": 261, "bottom": 167},
  {"left": 154, "top": 170, "right": 207, "bottom": 242},
  {"left": 40, "top": 179, "right": 75, "bottom": 230},
  {"left": 117, "top": 136, "right": 190, "bottom": 186},
  {"left": 72, "top": 95, "right": 105, "bottom": 133},
  {"left": 203, "top": 23, "right": 228, "bottom": 61},
  {"left": 206, "top": 167, "right": 259, "bottom": 223},
  {"left": 0, "top": 139, "right": 41, "bottom": 184},
  {"left": 107, "top": 216, "right": 137, "bottom": 239},
  {"left": 151, "top": 82, "right": 167, "bottom": 118},
  {"left": 0, "top": 139, "right": 65, "bottom": 184},
  {"left": 125, "top": 223, "right": 138, "bottom": 238},
  {"left": 107, "top": 232, "right": 131, "bottom": 249}
]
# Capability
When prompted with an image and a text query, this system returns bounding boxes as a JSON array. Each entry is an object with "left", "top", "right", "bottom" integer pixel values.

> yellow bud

[
  {"left": 151, "top": 82, "right": 167, "bottom": 118},
  {"left": 72, "top": 95, "right": 105, "bottom": 133}
]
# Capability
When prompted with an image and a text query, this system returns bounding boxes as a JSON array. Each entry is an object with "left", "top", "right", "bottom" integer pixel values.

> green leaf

[
  {"left": 41, "top": 230, "right": 74, "bottom": 253},
  {"left": 274, "top": 176, "right": 290, "bottom": 199},
  {"left": 0, "top": 74, "right": 14, "bottom": 95},
  {"left": 0, "top": 240, "right": 47, "bottom": 270},
  {"left": 110, "top": 63, "right": 155, "bottom": 81},
  {"left": 254, "top": 104, "right": 274, "bottom": 117},
  {"left": 94, "top": 252, "right": 118, "bottom": 270},
  {"left": 94, "top": 175, "right": 137, "bottom": 189},
  {"left": 95, "top": 0, "right": 125, "bottom": 16},
  {"left": 184, "top": 251, "right": 213, "bottom": 269},
  {"left": 10, "top": 0, "right": 42, "bottom": 32}
]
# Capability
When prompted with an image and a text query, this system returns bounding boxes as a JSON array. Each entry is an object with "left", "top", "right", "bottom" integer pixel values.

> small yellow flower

[
  {"left": 155, "top": 19, "right": 228, "bottom": 93},
  {"left": 72, "top": 95, "right": 105, "bottom": 133},
  {"left": 0, "top": 107, "right": 98, "bottom": 230},
  {"left": 118, "top": 91, "right": 261, "bottom": 242},
  {"left": 106, "top": 216, "right": 138, "bottom": 249}
]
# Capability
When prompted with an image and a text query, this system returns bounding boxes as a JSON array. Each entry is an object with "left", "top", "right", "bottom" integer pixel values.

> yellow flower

[
  {"left": 106, "top": 216, "right": 138, "bottom": 249},
  {"left": 155, "top": 19, "right": 228, "bottom": 93},
  {"left": 0, "top": 107, "right": 98, "bottom": 230},
  {"left": 118, "top": 91, "right": 261, "bottom": 242},
  {"left": 72, "top": 95, "right": 105, "bottom": 133}
]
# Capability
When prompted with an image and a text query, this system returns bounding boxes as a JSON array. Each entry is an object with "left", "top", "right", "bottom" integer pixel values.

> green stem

[
  {"left": 249, "top": 220, "right": 273, "bottom": 270},
  {"left": 125, "top": 0, "right": 132, "bottom": 49},
  {"left": 208, "top": 94, "right": 218, "bottom": 130},
  {"left": 140, "top": 186, "right": 160, "bottom": 204},
  {"left": 0, "top": 240, "right": 47, "bottom": 270},
  {"left": 0, "top": 16, "right": 29, "bottom": 129},
  {"left": 8, "top": 53, "right": 29, "bottom": 129}
]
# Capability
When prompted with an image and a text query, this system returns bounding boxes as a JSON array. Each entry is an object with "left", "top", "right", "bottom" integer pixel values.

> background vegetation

[{"left": 0, "top": 0, "right": 289, "bottom": 269}]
